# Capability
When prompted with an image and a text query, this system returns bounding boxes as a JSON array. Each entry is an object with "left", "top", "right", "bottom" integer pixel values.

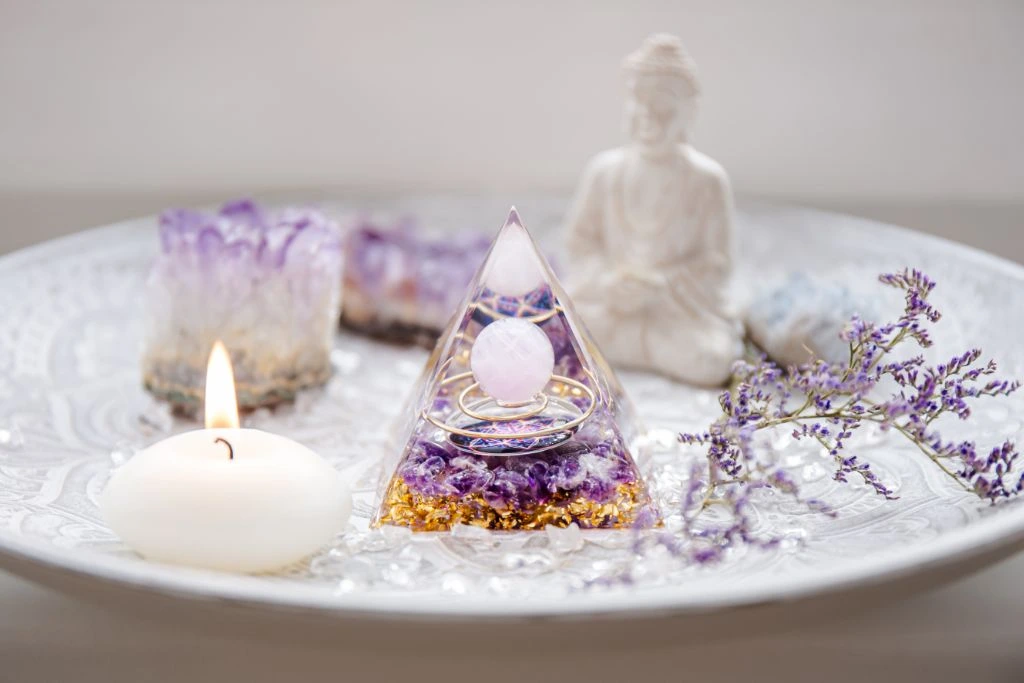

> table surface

[
  {"left": 1, "top": 199, "right": 1022, "bottom": 683},
  {"left": 2, "top": 557, "right": 1022, "bottom": 682}
]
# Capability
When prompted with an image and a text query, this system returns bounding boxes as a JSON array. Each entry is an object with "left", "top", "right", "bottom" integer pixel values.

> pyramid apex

[
  {"left": 503, "top": 206, "right": 523, "bottom": 229},
  {"left": 485, "top": 207, "right": 544, "bottom": 297}
]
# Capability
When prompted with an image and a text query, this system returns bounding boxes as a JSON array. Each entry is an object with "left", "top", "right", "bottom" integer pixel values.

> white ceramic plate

[{"left": 0, "top": 197, "right": 1021, "bottom": 628}]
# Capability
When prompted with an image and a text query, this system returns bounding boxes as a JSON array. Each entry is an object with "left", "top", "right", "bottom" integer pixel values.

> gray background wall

[{"left": 0, "top": 0, "right": 1022, "bottom": 259}]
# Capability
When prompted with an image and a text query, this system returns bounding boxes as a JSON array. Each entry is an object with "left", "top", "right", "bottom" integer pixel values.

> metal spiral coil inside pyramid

[{"left": 374, "top": 208, "right": 660, "bottom": 531}]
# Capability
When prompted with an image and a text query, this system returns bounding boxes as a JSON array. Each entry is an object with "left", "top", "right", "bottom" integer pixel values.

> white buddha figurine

[{"left": 565, "top": 34, "right": 743, "bottom": 386}]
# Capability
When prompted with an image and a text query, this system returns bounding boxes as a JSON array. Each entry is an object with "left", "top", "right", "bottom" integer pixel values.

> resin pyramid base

[
  {"left": 379, "top": 480, "right": 653, "bottom": 531},
  {"left": 377, "top": 415, "right": 658, "bottom": 531}
]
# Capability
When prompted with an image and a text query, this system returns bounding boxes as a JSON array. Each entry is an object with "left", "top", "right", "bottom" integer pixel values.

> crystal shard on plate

[
  {"left": 142, "top": 199, "right": 343, "bottom": 412},
  {"left": 375, "top": 208, "right": 659, "bottom": 531},
  {"left": 341, "top": 219, "right": 491, "bottom": 346}
]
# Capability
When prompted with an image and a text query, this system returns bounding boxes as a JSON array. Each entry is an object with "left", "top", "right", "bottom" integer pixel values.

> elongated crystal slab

[{"left": 342, "top": 220, "right": 490, "bottom": 346}]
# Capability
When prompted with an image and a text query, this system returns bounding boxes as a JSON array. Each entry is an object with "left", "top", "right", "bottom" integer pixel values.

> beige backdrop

[{"left": 0, "top": 0, "right": 1022, "bottom": 256}]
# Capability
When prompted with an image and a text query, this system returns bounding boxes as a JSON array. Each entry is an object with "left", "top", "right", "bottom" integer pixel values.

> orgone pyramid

[{"left": 374, "top": 209, "right": 660, "bottom": 531}]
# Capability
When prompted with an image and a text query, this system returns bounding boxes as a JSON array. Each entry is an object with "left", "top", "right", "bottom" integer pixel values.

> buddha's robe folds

[{"left": 566, "top": 147, "right": 743, "bottom": 386}]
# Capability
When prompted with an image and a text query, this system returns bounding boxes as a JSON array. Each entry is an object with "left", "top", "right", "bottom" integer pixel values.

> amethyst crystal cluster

[
  {"left": 143, "top": 199, "right": 343, "bottom": 410},
  {"left": 342, "top": 220, "right": 491, "bottom": 346}
]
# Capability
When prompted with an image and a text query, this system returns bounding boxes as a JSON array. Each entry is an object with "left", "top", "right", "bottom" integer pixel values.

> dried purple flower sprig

[{"left": 671, "top": 268, "right": 1021, "bottom": 561}]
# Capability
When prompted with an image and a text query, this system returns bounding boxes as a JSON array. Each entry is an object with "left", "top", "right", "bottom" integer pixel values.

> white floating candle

[{"left": 101, "top": 342, "right": 351, "bottom": 573}]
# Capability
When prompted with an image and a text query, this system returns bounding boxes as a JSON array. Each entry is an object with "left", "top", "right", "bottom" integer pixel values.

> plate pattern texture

[{"left": 0, "top": 197, "right": 1021, "bottom": 617}]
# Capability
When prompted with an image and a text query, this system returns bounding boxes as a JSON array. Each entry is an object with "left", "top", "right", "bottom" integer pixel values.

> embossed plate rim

[
  {"left": 1, "top": 502, "right": 1023, "bottom": 619},
  {"left": 0, "top": 202, "right": 1022, "bottom": 621}
]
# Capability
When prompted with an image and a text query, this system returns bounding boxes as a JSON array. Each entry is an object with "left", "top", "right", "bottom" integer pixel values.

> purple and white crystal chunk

[
  {"left": 342, "top": 219, "right": 490, "bottom": 344},
  {"left": 142, "top": 199, "right": 343, "bottom": 410}
]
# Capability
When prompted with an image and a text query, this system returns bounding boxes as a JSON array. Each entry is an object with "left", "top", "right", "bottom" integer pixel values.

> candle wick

[{"left": 214, "top": 437, "right": 234, "bottom": 460}]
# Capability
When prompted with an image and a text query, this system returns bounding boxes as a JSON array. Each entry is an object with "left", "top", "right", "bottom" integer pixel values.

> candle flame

[{"left": 205, "top": 341, "right": 240, "bottom": 429}]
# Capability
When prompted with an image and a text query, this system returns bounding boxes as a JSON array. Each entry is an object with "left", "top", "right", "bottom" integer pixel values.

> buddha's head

[{"left": 622, "top": 34, "right": 700, "bottom": 154}]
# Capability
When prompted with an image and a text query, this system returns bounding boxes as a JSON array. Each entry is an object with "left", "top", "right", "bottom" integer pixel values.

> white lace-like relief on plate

[{"left": 0, "top": 198, "right": 1021, "bottom": 604}]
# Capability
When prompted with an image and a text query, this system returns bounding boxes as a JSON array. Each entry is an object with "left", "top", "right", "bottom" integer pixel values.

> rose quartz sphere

[{"left": 470, "top": 318, "right": 555, "bottom": 404}]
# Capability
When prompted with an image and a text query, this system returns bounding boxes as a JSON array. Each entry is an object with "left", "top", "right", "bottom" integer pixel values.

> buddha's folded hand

[{"left": 608, "top": 268, "right": 666, "bottom": 313}]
